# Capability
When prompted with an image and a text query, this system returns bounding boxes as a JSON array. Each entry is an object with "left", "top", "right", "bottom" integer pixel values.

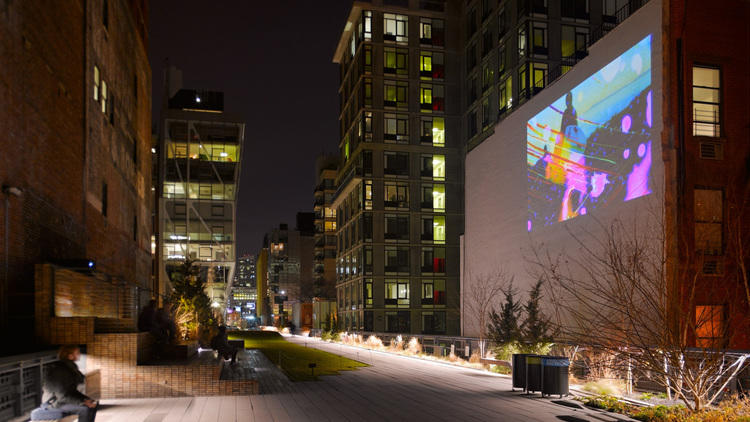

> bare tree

[
  {"left": 530, "top": 211, "right": 749, "bottom": 411},
  {"left": 464, "top": 268, "right": 512, "bottom": 357}
]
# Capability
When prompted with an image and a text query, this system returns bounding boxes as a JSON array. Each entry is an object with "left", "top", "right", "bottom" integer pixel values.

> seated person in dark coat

[
  {"left": 138, "top": 299, "right": 157, "bottom": 332},
  {"left": 210, "top": 325, "right": 238, "bottom": 364},
  {"left": 41, "top": 345, "right": 98, "bottom": 422}
]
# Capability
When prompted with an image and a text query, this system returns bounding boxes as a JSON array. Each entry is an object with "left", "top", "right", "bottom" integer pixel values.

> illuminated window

[
  {"left": 420, "top": 84, "right": 444, "bottom": 112},
  {"left": 695, "top": 305, "right": 724, "bottom": 347},
  {"left": 420, "top": 51, "right": 444, "bottom": 80},
  {"left": 433, "top": 155, "right": 445, "bottom": 180},
  {"left": 364, "top": 279, "right": 373, "bottom": 306},
  {"left": 384, "top": 80, "right": 408, "bottom": 108},
  {"left": 519, "top": 63, "right": 529, "bottom": 98},
  {"left": 384, "top": 114, "right": 409, "bottom": 143},
  {"left": 420, "top": 17, "right": 444, "bottom": 46},
  {"left": 101, "top": 80, "right": 107, "bottom": 113},
  {"left": 384, "top": 48, "right": 408, "bottom": 76},
  {"left": 363, "top": 111, "right": 373, "bottom": 141},
  {"left": 325, "top": 221, "right": 337, "bottom": 232},
  {"left": 384, "top": 13, "right": 408, "bottom": 43},
  {"left": 562, "top": 25, "right": 588, "bottom": 59},
  {"left": 692, "top": 66, "right": 721, "bottom": 137},
  {"left": 364, "top": 78, "right": 372, "bottom": 106},
  {"left": 432, "top": 184, "right": 445, "bottom": 211},
  {"left": 421, "top": 279, "right": 446, "bottom": 306},
  {"left": 433, "top": 216, "right": 445, "bottom": 244},
  {"left": 363, "top": 11, "right": 372, "bottom": 40},
  {"left": 532, "top": 62, "right": 548, "bottom": 93},
  {"left": 482, "top": 64, "right": 494, "bottom": 91},
  {"left": 364, "top": 45, "right": 372, "bottom": 74},
  {"left": 518, "top": 25, "right": 527, "bottom": 58},
  {"left": 385, "top": 279, "right": 409, "bottom": 306},
  {"left": 93, "top": 66, "right": 100, "bottom": 101},
  {"left": 325, "top": 207, "right": 336, "bottom": 218},
  {"left": 420, "top": 117, "right": 445, "bottom": 146},
  {"left": 384, "top": 182, "right": 409, "bottom": 208},
  {"left": 694, "top": 188, "right": 723, "bottom": 256},
  {"left": 532, "top": 22, "right": 548, "bottom": 55},
  {"left": 499, "top": 77, "right": 512, "bottom": 115},
  {"left": 364, "top": 180, "right": 373, "bottom": 210}
]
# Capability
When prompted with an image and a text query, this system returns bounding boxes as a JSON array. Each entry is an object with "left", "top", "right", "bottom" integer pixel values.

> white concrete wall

[{"left": 463, "top": 0, "right": 664, "bottom": 337}]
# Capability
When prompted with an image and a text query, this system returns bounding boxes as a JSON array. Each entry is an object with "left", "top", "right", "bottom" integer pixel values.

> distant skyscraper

[{"left": 229, "top": 254, "right": 257, "bottom": 325}]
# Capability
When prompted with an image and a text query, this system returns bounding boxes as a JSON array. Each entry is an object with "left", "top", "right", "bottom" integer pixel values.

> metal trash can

[
  {"left": 512, "top": 353, "right": 533, "bottom": 391},
  {"left": 525, "top": 355, "right": 543, "bottom": 393},
  {"left": 541, "top": 356, "right": 570, "bottom": 397}
]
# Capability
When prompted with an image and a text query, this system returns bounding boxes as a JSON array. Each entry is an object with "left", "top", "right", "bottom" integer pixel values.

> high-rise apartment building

[
  {"left": 313, "top": 155, "right": 339, "bottom": 300},
  {"left": 156, "top": 68, "right": 245, "bottom": 315},
  {"left": 464, "top": 0, "right": 635, "bottom": 150},
  {"left": 0, "top": 0, "right": 152, "bottom": 353},
  {"left": 332, "top": 1, "right": 464, "bottom": 335}
]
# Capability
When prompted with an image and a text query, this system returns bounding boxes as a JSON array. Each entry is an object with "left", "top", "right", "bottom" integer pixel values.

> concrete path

[{"left": 92, "top": 335, "right": 633, "bottom": 421}]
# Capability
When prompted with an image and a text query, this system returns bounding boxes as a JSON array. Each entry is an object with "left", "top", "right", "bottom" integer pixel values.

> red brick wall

[
  {"left": 665, "top": 0, "right": 750, "bottom": 349},
  {"left": 0, "top": 0, "right": 87, "bottom": 352},
  {"left": 87, "top": 333, "right": 258, "bottom": 398},
  {"left": 0, "top": 0, "right": 153, "bottom": 354}
]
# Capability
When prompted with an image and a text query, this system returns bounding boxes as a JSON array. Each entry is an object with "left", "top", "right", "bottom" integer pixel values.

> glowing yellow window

[
  {"left": 420, "top": 53, "right": 432, "bottom": 72},
  {"left": 385, "top": 85, "right": 397, "bottom": 102},
  {"left": 325, "top": 221, "right": 337, "bottom": 232},
  {"left": 432, "top": 185, "right": 445, "bottom": 211},
  {"left": 432, "top": 118, "right": 445, "bottom": 146},
  {"left": 421, "top": 86, "right": 433, "bottom": 105},
  {"left": 433, "top": 216, "right": 445, "bottom": 244},
  {"left": 432, "top": 155, "right": 445, "bottom": 180}
]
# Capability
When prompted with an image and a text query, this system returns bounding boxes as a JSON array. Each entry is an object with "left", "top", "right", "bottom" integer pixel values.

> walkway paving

[{"left": 91, "top": 336, "right": 634, "bottom": 422}]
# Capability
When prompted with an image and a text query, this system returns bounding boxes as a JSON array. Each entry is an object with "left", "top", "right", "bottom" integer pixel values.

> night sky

[{"left": 149, "top": 1, "right": 352, "bottom": 257}]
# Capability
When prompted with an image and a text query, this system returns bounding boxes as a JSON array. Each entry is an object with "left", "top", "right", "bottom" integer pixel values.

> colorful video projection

[{"left": 527, "top": 35, "right": 653, "bottom": 232}]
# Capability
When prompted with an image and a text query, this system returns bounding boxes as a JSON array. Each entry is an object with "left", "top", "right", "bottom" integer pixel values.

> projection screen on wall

[{"left": 526, "top": 35, "right": 653, "bottom": 232}]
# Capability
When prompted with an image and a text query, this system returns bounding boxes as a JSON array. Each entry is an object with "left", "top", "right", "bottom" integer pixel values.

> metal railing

[{"left": 0, "top": 351, "right": 58, "bottom": 420}]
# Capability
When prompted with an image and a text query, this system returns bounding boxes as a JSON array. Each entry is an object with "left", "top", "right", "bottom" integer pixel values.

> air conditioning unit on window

[{"left": 699, "top": 142, "right": 723, "bottom": 160}]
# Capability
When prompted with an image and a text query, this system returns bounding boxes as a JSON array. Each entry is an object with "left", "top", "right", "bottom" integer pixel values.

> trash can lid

[
  {"left": 541, "top": 356, "right": 570, "bottom": 366},
  {"left": 526, "top": 356, "right": 542, "bottom": 364}
]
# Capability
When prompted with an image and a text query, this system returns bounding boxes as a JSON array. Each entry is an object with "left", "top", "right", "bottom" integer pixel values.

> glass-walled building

[
  {"left": 332, "top": 1, "right": 464, "bottom": 335},
  {"left": 156, "top": 71, "right": 245, "bottom": 314}
]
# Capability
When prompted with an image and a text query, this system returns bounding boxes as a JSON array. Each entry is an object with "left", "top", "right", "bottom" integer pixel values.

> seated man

[
  {"left": 36, "top": 345, "right": 98, "bottom": 422},
  {"left": 210, "top": 325, "right": 238, "bottom": 364}
]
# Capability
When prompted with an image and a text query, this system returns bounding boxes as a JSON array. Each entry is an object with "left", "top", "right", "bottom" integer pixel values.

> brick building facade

[
  {"left": 0, "top": 0, "right": 152, "bottom": 355},
  {"left": 664, "top": 0, "right": 750, "bottom": 348}
]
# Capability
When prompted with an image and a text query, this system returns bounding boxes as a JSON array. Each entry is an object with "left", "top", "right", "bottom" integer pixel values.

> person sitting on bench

[
  {"left": 210, "top": 325, "right": 238, "bottom": 364},
  {"left": 37, "top": 344, "right": 98, "bottom": 422}
]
